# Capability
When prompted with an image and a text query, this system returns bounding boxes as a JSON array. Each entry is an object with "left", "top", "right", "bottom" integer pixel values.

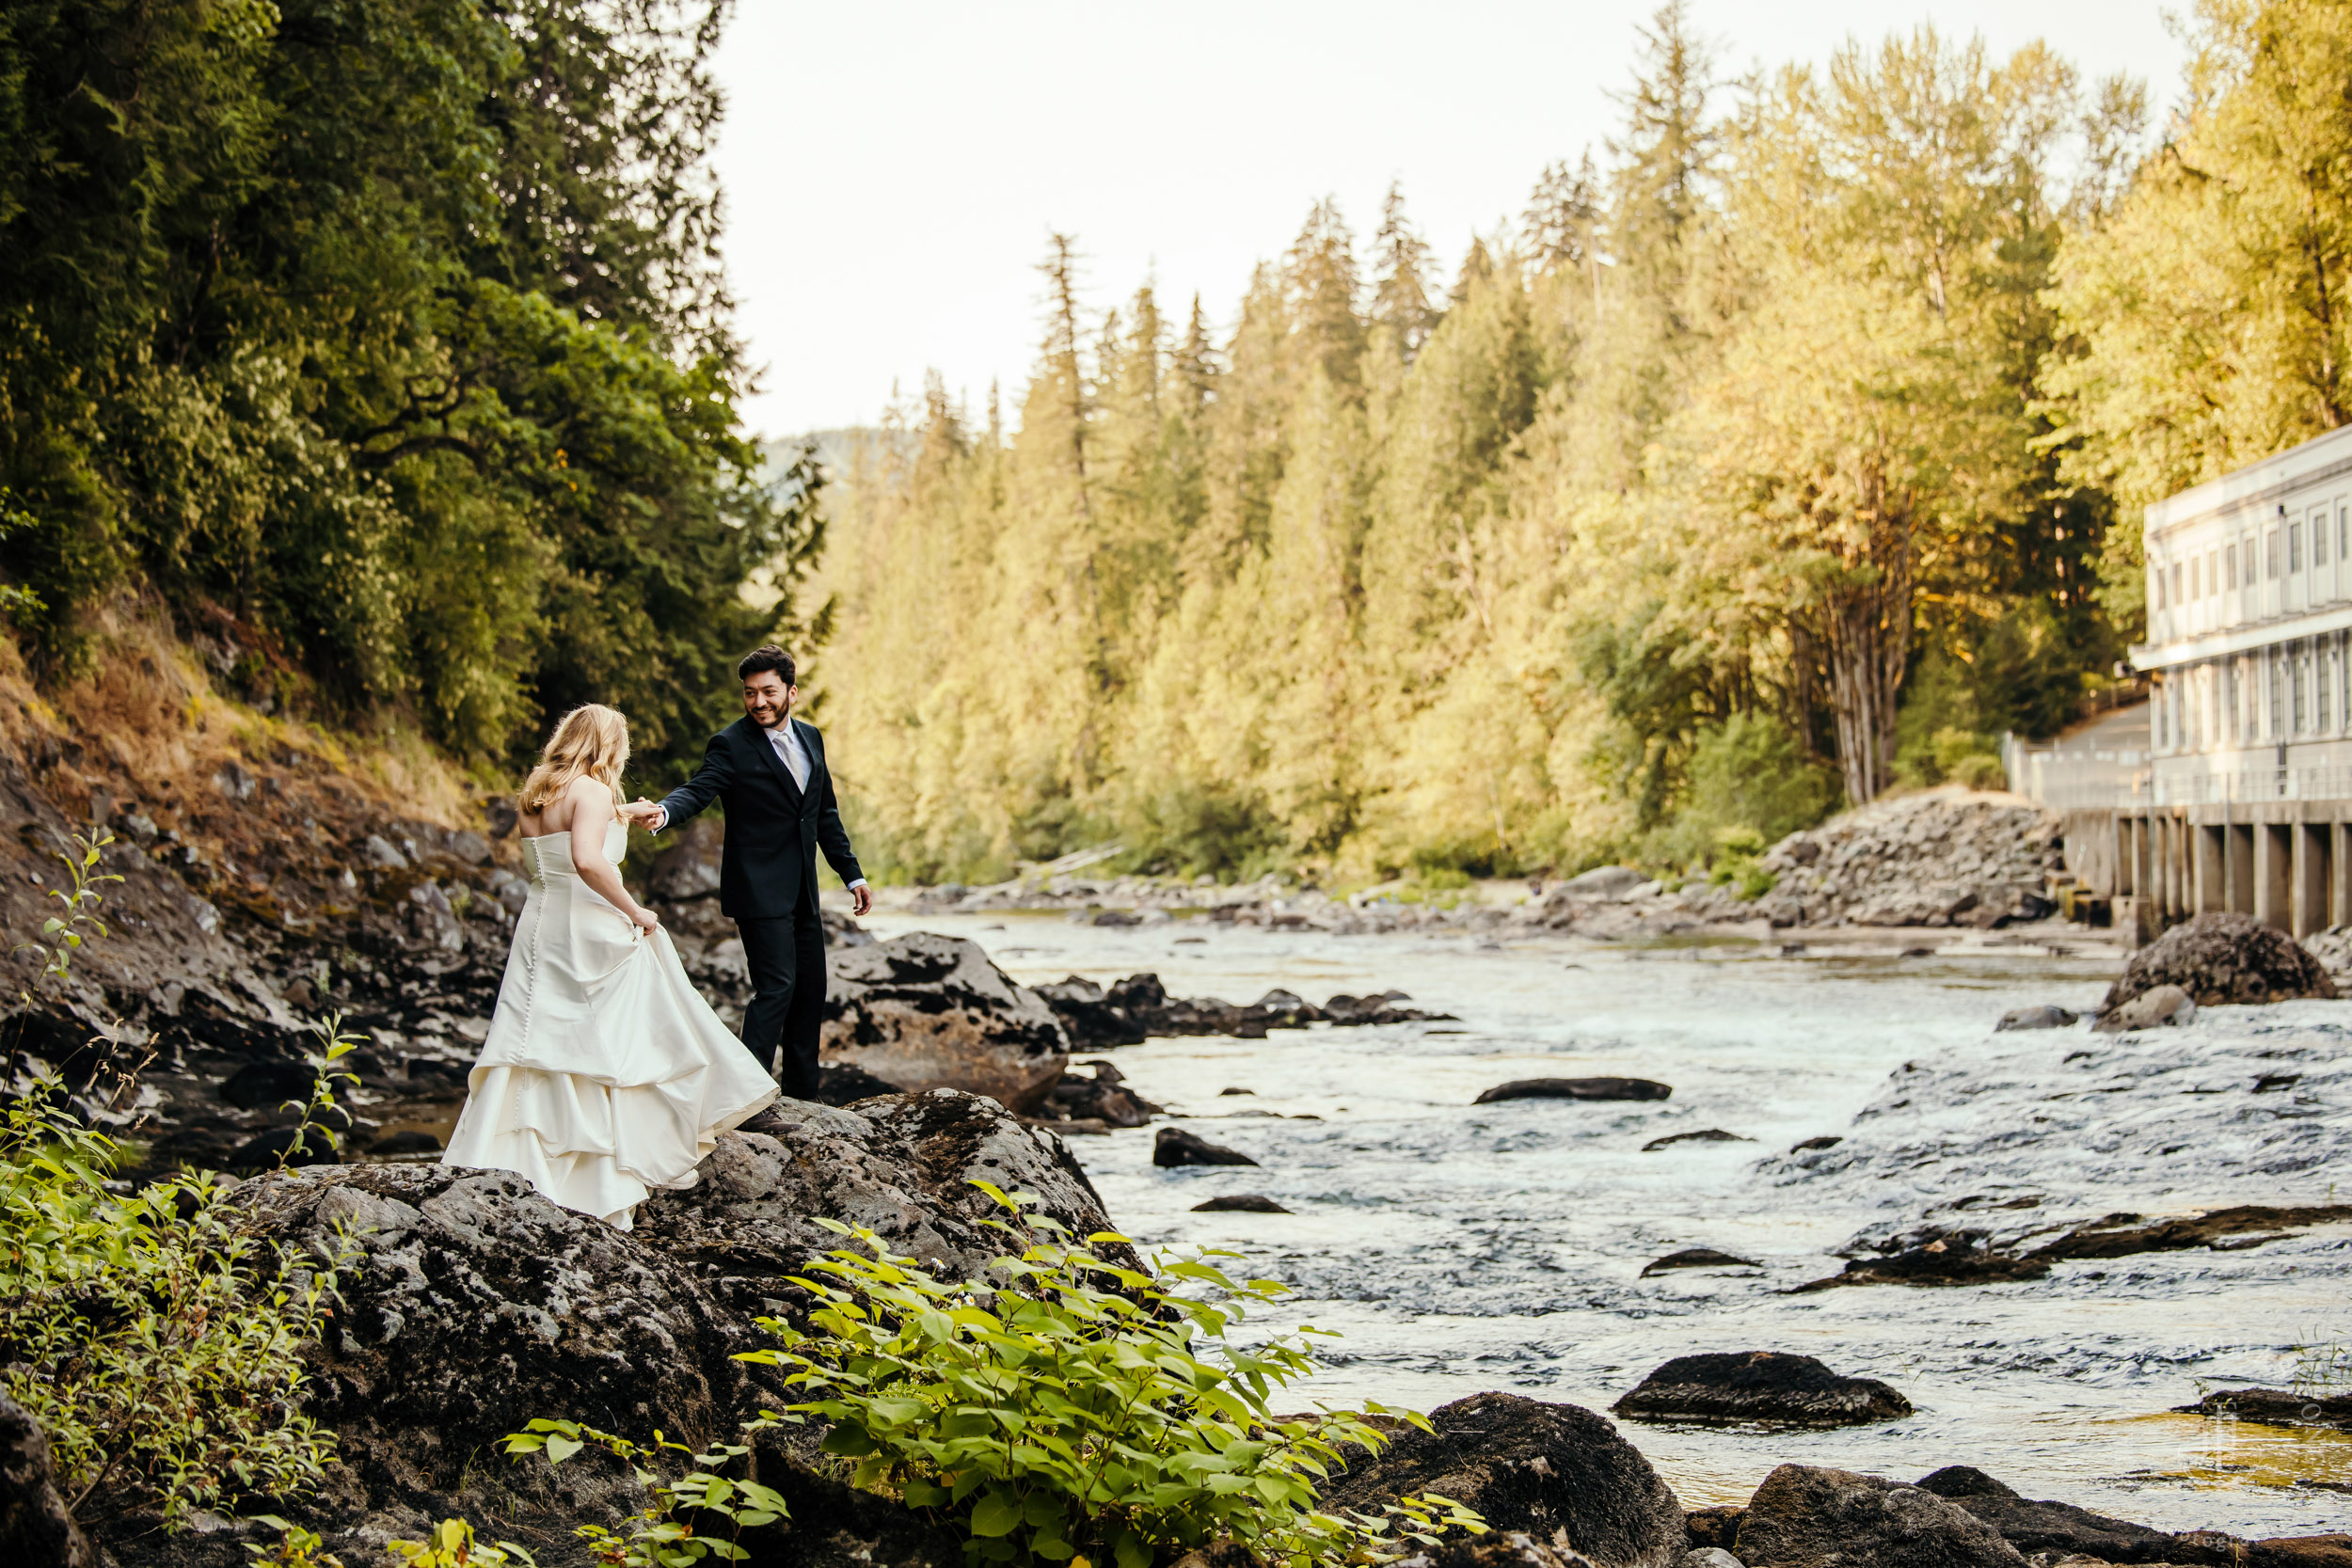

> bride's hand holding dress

[{"left": 441, "top": 771, "right": 777, "bottom": 1228}]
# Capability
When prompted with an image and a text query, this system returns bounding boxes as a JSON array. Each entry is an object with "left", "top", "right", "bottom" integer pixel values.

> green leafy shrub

[
  {"left": 740, "top": 1188, "right": 1482, "bottom": 1568},
  {"left": 1698, "top": 827, "right": 1776, "bottom": 901},
  {"left": 1951, "top": 753, "right": 2010, "bottom": 792},
  {"left": 496, "top": 1420, "right": 788, "bottom": 1565},
  {"left": 4, "top": 829, "right": 347, "bottom": 1529}
]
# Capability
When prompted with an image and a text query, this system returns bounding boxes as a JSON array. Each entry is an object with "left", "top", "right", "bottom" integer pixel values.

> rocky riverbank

[
  {"left": 14, "top": 1084, "right": 2348, "bottom": 1568},
  {"left": 7, "top": 660, "right": 2349, "bottom": 1566},
  {"left": 892, "top": 787, "right": 2072, "bottom": 942}
]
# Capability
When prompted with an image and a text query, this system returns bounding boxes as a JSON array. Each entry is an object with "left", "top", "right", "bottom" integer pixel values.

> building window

[
  {"left": 2293, "top": 521, "right": 2305, "bottom": 572},
  {"left": 2189, "top": 557, "right": 2201, "bottom": 600},
  {"left": 2228, "top": 542, "right": 2238, "bottom": 589},
  {"left": 2226, "top": 660, "right": 2239, "bottom": 740},
  {"left": 2295, "top": 645, "right": 2309, "bottom": 734},
  {"left": 2324, "top": 643, "right": 2336, "bottom": 733},
  {"left": 2209, "top": 548, "right": 2219, "bottom": 598},
  {"left": 2270, "top": 530, "right": 2282, "bottom": 579},
  {"left": 2319, "top": 514, "right": 2331, "bottom": 567},
  {"left": 2271, "top": 652, "right": 2284, "bottom": 736}
]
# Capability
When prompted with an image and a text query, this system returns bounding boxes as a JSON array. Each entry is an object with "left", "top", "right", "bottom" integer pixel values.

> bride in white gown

[{"left": 442, "top": 704, "right": 777, "bottom": 1227}]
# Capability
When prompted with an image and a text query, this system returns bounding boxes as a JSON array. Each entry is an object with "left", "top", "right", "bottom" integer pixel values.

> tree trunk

[{"left": 1818, "top": 507, "right": 1913, "bottom": 805}]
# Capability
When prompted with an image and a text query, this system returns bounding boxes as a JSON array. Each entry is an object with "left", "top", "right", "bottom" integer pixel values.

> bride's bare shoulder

[{"left": 564, "top": 775, "right": 615, "bottom": 824}]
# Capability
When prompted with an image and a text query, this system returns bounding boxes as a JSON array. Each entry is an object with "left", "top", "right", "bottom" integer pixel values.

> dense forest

[
  {"left": 815, "top": 0, "right": 2352, "bottom": 886},
  {"left": 0, "top": 0, "right": 818, "bottom": 773},
  {"left": 8, "top": 3, "right": 2352, "bottom": 885}
]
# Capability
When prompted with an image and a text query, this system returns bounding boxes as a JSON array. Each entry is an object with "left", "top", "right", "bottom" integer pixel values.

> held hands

[{"left": 617, "top": 798, "right": 663, "bottom": 828}]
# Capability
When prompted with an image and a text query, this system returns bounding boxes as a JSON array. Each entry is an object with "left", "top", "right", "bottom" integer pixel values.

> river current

[{"left": 862, "top": 908, "right": 2352, "bottom": 1538}]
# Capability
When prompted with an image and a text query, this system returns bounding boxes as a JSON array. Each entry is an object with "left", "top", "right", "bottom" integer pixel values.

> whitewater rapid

[{"left": 861, "top": 909, "right": 2352, "bottom": 1537}]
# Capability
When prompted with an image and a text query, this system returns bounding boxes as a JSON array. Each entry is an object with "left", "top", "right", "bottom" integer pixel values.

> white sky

[{"left": 712, "top": 2, "right": 2188, "bottom": 439}]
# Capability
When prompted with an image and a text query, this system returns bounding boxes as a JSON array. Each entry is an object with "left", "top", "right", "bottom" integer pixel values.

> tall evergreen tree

[{"left": 1371, "top": 181, "right": 1439, "bottom": 359}]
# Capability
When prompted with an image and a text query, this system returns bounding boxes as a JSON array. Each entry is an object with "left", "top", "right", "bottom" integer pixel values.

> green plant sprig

[
  {"left": 14, "top": 824, "right": 124, "bottom": 989},
  {"left": 276, "top": 1014, "right": 365, "bottom": 1169},
  {"left": 497, "top": 1419, "right": 788, "bottom": 1565},
  {"left": 386, "top": 1517, "right": 538, "bottom": 1567},
  {"left": 735, "top": 1182, "right": 1483, "bottom": 1568}
]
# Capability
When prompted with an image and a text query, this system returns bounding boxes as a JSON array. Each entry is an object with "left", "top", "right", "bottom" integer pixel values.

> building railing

[{"left": 2003, "top": 743, "right": 2352, "bottom": 810}]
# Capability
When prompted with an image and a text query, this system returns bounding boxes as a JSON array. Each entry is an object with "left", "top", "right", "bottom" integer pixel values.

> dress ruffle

[{"left": 442, "top": 823, "right": 776, "bottom": 1228}]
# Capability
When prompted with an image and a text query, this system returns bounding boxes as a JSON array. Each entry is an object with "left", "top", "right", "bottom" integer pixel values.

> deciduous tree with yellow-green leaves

[{"left": 817, "top": 4, "right": 2168, "bottom": 883}]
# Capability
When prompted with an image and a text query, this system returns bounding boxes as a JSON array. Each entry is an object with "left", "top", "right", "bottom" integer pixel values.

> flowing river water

[{"left": 863, "top": 908, "right": 2352, "bottom": 1538}]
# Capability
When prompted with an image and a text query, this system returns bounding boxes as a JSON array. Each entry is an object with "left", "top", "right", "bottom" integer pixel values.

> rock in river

[
  {"left": 1476, "top": 1077, "right": 1673, "bottom": 1105},
  {"left": 1153, "top": 1127, "right": 1260, "bottom": 1167},
  {"left": 1320, "top": 1391, "right": 1687, "bottom": 1568},
  {"left": 2094, "top": 982, "right": 2197, "bottom": 1034},
  {"left": 2179, "top": 1387, "right": 2352, "bottom": 1431},
  {"left": 1734, "top": 1464, "right": 2025, "bottom": 1567},
  {"left": 821, "top": 933, "right": 1070, "bottom": 1112},
  {"left": 1641, "top": 1129, "right": 1749, "bottom": 1152},
  {"left": 1914, "top": 1465, "right": 2241, "bottom": 1564},
  {"left": 1612, "top": 1352, "right": 1913, "bottom": 1427},
  {"left": 2101, "top": 911, "right": 2337, "bottom": 1013},
  {"left": 1192, "top": 1194, "right": 1292, "bottom": 1212},
  {"left": 1994, "top": 1004, "right": 2078, "bottom": 1031},
  {"left": 1640, "top": 1247, "right": 1760, "bottom": 1277},
  {"left": 1794, "top": 1231, "right": 2050, "bottom": 1291},
  {"left": 1037, "top": 972, "right": 1450, "bottom": 1049}
]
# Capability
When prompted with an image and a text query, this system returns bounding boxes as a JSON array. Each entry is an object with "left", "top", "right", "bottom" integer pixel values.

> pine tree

[{"left": 1371, "top": 181, "right": 1438, "bottom": 359}]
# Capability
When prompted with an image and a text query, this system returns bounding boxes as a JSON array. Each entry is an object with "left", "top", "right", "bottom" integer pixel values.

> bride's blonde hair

[{"left": 516, "top": 705, "right": 630, "bottom": 815}]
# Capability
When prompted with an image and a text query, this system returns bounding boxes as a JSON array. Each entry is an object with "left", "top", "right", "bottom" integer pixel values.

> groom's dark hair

[{"left": 738, "top": 644, "right": 796, "bottom": 686}]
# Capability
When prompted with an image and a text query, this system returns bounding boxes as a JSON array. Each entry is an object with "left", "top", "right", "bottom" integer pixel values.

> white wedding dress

[{"left": 442, "top": 820, "right": 777, "bottom": 1228}]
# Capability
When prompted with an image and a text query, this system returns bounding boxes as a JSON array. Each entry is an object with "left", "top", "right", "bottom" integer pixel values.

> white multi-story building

[{"left": 2136, "top": 421, "right": 2352, "bottom": 804}]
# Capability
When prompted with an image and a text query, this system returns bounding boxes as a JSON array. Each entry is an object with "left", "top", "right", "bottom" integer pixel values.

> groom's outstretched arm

[{"left": 648, "top": 732, "right": 735, "bottom": 833}]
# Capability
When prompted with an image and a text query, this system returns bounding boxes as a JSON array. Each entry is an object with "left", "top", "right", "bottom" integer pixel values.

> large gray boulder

[
  {"left": 232, "top": 1162, "right": 766, "bottom": 1544},
  {"left": 1734, "top": 1464, "right": 2025, "bottom": 1567},
  {"left": 822, "top": 934, "right": 1070, "bottom": 1111},
  {"left": 1914, "top": 1465, "right": 2240, "bottom": 1564},
  {"left": 646, "top": 816, "right": 726, "bottom": 900},
  {"left": 1320, "top": 1392, "right": 1686, "bottom": 1568},
  {"left": 2102, "top": 911, "right": 2337, "bottom": 1013},
  {"left": 208, "top": 1090, "right": 1115, "bottom": 1556},
  {"left": 632, "top": 1089, "right": 1141, "bottom": 1289},
  {"left": 2093, "top": 982, "right": 2196, "bottom": 1034},
  {"left": 1552, "top": 866, "right": 1648, "bottom": 902},
  {"left": 0, "top": 1391, "right": 91, "bottom": 1568}
]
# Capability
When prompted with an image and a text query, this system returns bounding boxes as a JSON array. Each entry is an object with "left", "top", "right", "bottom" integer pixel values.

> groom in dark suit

[{"left": 623, "top": 644, "right": 869, "bottom": 1103}]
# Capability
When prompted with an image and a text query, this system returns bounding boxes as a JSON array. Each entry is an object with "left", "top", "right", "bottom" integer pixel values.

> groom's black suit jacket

[{"left": 655, "top": 716, "right": 863, "bottom": 921}]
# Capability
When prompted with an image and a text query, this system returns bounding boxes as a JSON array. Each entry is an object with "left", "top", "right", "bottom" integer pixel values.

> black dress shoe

[{"left": 736, "top": 1106, "right": 794, "bottom": 1135}]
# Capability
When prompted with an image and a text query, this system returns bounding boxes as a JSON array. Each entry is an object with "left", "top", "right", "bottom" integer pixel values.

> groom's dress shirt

[
  {"left": 652, "top": 720, "right": 866, "bottom": 892},
  {"left": 770, "top": 721, "right": 811, "bottom": 791}
]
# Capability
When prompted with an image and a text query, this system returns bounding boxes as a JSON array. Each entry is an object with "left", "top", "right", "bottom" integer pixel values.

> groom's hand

[{"left": 850, "top": 882, "right": 873, "bottom": 917}]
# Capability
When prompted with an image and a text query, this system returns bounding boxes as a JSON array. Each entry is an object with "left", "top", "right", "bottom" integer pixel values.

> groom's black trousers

[{"left": 738, "top": 901, "right": 826, "bottom": 1099}]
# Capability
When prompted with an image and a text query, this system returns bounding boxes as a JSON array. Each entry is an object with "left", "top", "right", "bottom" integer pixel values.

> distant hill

[{"left": 760, "top": 427, "right": 914, "bottom": 485}]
